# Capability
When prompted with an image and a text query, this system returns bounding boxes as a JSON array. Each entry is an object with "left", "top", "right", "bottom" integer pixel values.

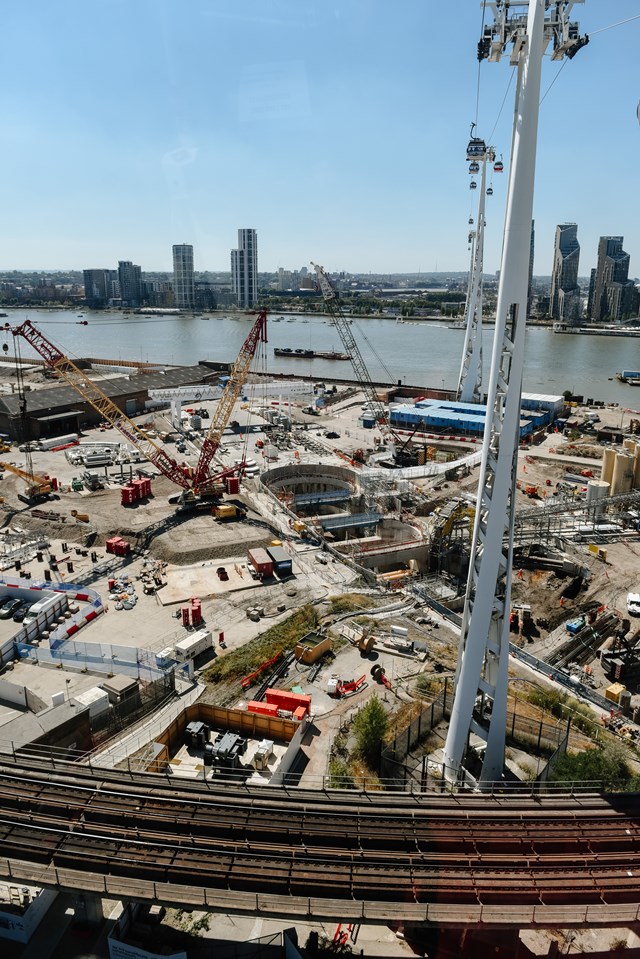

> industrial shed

[{"left": 0, "top": 364, "right": 219, "bottom": 440}]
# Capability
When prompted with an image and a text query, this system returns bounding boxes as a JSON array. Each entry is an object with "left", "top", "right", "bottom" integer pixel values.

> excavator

[{"left": 3, "top": 310, "right": 268, "bottom": 508}]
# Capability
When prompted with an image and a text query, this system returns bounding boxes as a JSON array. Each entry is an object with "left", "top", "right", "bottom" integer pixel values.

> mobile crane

[
  {"left": 0, "top": 462, "right": 52, "bottom": 504},
  {"left": 3, "top": 309, "right": 268, "bottom": 503},
  {"left": 0, "top": 337, "right": 54, "bottom": 504}
]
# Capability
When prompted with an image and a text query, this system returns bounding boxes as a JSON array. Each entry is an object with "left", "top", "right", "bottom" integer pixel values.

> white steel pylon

[
  {"left": 444, "top": 0, "right": 587, "bottom": 786},
  {"left": 457, "top": 145, "right": 495, "bottom": 404}
]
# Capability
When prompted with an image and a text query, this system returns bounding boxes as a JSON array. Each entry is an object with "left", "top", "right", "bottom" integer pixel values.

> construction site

[{"left": 1, "top": 5, "right": 640, "bottom": 957}]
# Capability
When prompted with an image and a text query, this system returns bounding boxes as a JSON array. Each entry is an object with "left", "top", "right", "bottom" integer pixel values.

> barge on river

[{"left": 274, "top": 348, "right": 351, "bottom": 361}]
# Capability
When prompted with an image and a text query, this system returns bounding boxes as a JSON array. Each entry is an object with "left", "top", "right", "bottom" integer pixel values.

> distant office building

[
  {"left": 117, "top": 260, "right": 142, "bottom": 307},
  {"left": 527, "top": 220, "right": 535, "bottom": 316},
  {"left": 549, "top": 223, "right": 581, "bottom": 324},
  {"left": 172, "top": 244, "right": 195, "bottom": 310},
  {"left": 231, "top": 229, "right": 258, "bottom": 308},
  {"left": 589, "top": 236, "right": 638, "bottom": 322}
]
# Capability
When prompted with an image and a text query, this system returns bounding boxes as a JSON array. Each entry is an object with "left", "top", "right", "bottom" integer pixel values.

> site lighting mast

[
  {"left": 444, "top": 0, "right": 587, "bottom": 786},
  {"left": 457, "top": 139, "right": 496, "bottom": 404}
]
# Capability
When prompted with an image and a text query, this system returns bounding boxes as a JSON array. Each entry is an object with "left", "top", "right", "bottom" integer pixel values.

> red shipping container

[
  {"left": 181, "top": 606, "right": 190, "bottom": 627},
  {"left": 247, "top": 701, "right": 278, "bottom": 717},
  {"left": 293, "top": 706, "right": 307, "bottom": 722},
  {"left": 226, "top": 476, "right": 240, "bottom": 495}
]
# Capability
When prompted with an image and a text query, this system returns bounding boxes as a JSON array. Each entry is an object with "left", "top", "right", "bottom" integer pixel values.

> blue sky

[{"left": 1, "top": 1, "right": 638, "bottom": 276}]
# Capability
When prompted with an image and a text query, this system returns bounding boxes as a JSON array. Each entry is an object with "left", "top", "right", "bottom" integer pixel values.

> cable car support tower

[
  {"left": 457, "top": 136, "right": 497, "bottom": 404},
  {"left": 443, "top": 0, "right": 587, "bottom": 786}
]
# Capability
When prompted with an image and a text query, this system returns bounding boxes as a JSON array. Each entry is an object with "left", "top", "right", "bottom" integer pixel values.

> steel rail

[{"left": 0, "top": 762, "right": 639, "bottom": 922}]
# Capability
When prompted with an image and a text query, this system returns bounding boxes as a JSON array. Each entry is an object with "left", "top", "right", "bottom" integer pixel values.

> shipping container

[
  {"left": 266, "top": 545, "right": 293, "bottom": 577},
  {"left": 247, "top": 548, "right": 273, "bottom": 579},
  {"left": 174, "top": 629, "right": 212, "bottom": 662},
  {"left": 265, "top": 688, "right": 311, "bottom": 716},
  {"left": 247, "top": 701, "right": 279, "bottom": 717}
]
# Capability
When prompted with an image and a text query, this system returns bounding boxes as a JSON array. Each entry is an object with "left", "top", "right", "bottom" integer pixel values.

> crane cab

[
  {"left": 468, "top": 161, "right": 480, "bottom": 174},
  {"left": 486, "top": 186, "right": 494, "bottom": 196},
  {"left": 469, "top": 180, "right": 477, "bottom": 190},
  {"left": 494, "top": 159, "right": 504, "bottom": 172}
]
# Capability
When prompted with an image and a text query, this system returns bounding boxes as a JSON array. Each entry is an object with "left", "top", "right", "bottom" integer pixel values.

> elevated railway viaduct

[{"left": 0, "top": 758, "right": 639, "bottom": 930}]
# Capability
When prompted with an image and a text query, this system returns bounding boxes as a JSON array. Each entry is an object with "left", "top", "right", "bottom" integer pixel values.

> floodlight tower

[
  {"left": 443, "top": 0, "right": 587, "bottom": 786},
  {"left": 457, "top": 140, "right": 496, "bottom": 404}
]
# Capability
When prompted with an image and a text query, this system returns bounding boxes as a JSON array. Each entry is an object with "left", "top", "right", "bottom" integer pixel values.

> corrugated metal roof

[{"left": 0, "top": 365, "right": 216, "bottom": 416}]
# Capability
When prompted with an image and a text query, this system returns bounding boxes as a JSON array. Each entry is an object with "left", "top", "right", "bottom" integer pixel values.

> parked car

[
  {"left": 12, "top": 603, "right": 29, "bottom": 623},
  {"left": 0, "top": 597, "right": 22, "bottom": 620}
]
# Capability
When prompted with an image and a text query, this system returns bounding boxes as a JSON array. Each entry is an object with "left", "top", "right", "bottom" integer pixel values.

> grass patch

[
  {"left": 327, "top": 593, "right": 377, "bottom": 616},
  {"left": 203, "top": 605, "right": 319, "bottom": 685}
]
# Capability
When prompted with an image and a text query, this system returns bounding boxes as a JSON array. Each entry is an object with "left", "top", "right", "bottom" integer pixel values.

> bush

[
  {"left": 550, "top": 742, "right": 633, "bottom": 788},
  {"left": 353, "top": 696, "right": 388, "bottom": 768},
  {"left": 327, "top": 758, "right": 354, "bottom": 790}
]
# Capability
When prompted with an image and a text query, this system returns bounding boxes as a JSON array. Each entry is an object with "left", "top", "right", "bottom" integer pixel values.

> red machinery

[
  {"left": 6, "top": 310, "right": 268, "bottom": 500},
  {"left": 371, "top": 663, "right": 392, "bottom": 689}
]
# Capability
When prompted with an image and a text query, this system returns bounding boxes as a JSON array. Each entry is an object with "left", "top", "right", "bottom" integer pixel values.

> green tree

[{"left": 353, "top": 695, "right": 388, "bottom": 767}]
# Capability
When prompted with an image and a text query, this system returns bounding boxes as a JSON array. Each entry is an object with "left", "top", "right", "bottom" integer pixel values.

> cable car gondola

[
  {"left": 469, "top": 180, "right": 477, "bottom": 190},
  {"left": 468, "top": 161, "right": 480, "bottom": 174},
  {"left": 486, "top": 186, "right": 494, "bottom": 196},
  {"left": 494, "top": 159, "right": 504, "bottom": 173},
  {"left": 468, "top": 216, "right": 474, "bottom": 225},
  {"left": 466, "top": 122, "right": 486, "bottom": 161}
]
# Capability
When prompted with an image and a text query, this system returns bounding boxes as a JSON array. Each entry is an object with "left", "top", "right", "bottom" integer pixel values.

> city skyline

[{"left": 1, "top": 2, "right": 638, "bottom": 276}]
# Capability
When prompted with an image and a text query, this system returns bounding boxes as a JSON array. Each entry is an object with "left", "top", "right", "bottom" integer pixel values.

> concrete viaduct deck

[{"left": 0, "top": 758, "right": 639, "bottom": 929}]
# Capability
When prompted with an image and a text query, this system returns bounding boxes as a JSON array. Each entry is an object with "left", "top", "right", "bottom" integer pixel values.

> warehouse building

[
  {"left": 389, "top": 393, "right": 564, "bottom": 440},
  {"left": 0, "top": 365, "right": 219, "bottom": 440}
]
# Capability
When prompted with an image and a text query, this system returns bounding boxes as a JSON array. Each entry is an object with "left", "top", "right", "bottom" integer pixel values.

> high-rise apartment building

[
  {"left": 549, "top": 223, "right": 581, "bottom": 324},
  {"left": 172, "top": 244, "right": 195, "bottom": 310},
  {"left": 589, "top": 236, "right": 638, "bottom": 323},
  {"left": 118, "top": 260, "right": 142, "bottom": 307},
  {"left": 83, "top": 268, "right": 116, "bottom": 308},
  {"left": 527, "top": 220, "right": 535, "bottom": 316},
  {"left": 231, "top": 229, "right": 258, "bottom": 308}
]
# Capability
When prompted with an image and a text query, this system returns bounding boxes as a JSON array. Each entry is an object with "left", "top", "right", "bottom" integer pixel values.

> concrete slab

[{"left": 160, "top": 558, "right": 265, "bottom": 605}]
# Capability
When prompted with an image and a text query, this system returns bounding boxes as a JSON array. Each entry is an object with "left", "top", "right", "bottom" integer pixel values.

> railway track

[{"left": 0, "top": 759, "right": 639, "bottom": 926}]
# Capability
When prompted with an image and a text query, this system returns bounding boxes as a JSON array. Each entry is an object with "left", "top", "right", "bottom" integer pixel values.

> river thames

[{"left": 1, "top": 308, "right": 637, "bottom": 407}]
